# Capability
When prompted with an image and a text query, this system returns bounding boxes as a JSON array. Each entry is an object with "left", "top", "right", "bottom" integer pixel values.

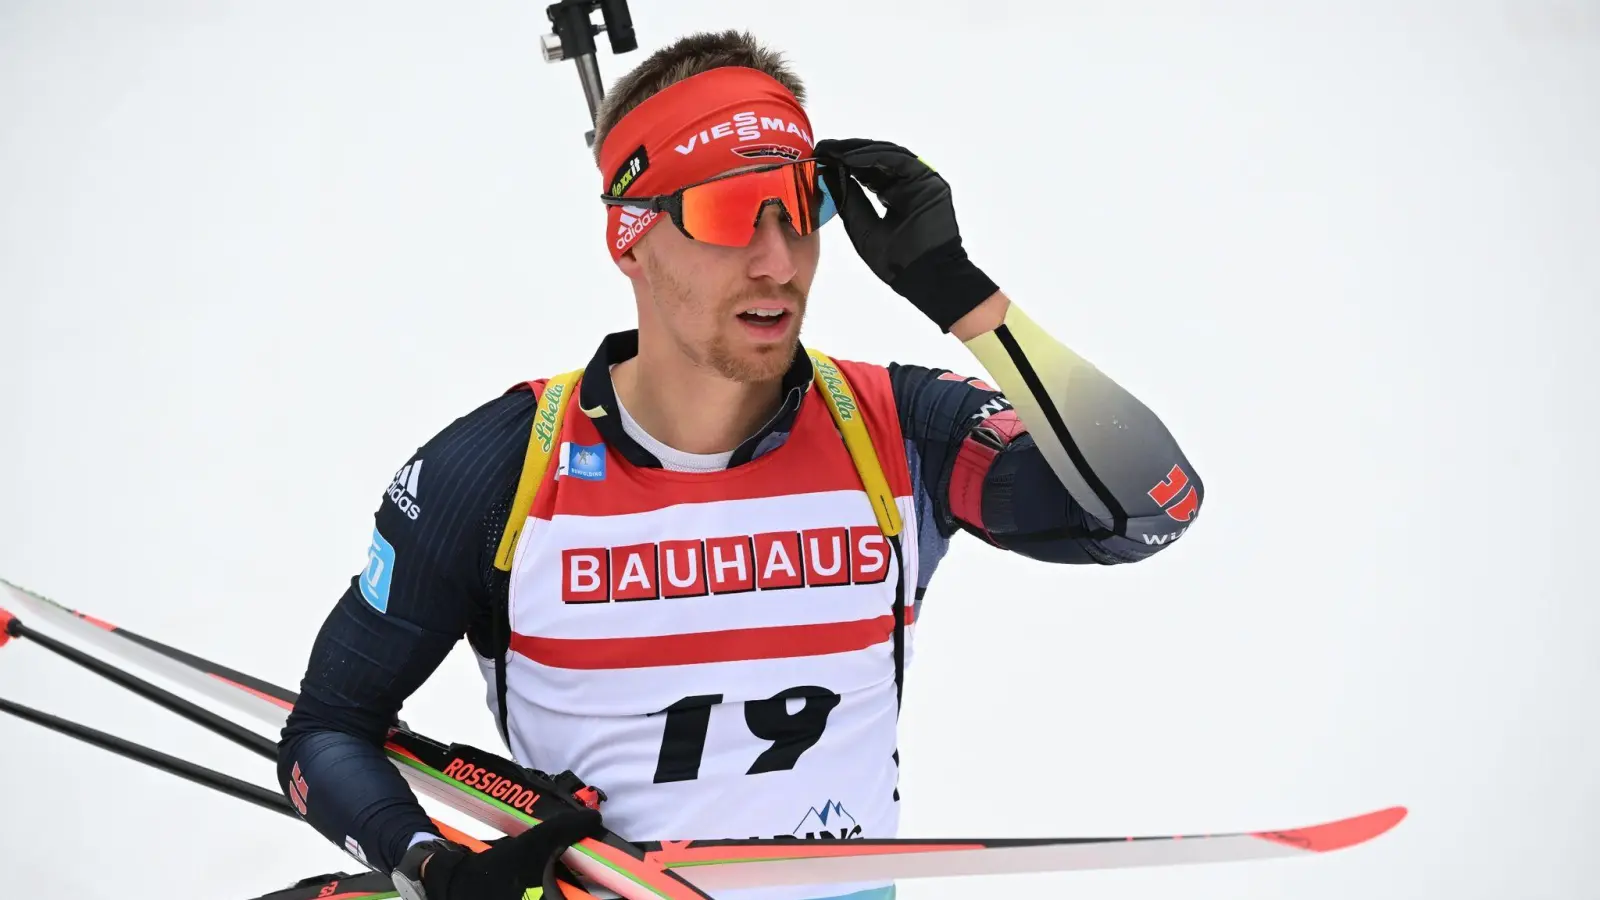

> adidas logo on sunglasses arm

[{"left": 615, "top": 206, "right": 659, "bottom": 249}]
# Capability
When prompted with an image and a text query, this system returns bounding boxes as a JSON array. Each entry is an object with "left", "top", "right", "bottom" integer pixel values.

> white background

[{"left": 3, "top": 1, "right": 1598, "bottom": 898}]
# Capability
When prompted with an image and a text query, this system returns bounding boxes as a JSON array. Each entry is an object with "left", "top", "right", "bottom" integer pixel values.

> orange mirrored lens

[{"left": 679, "top": 161, "right": 826, "bottom": 246}]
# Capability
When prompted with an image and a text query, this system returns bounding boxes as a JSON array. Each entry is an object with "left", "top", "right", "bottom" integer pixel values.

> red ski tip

[
  {"left": 69, "top": 607, "right": 119, "bottom": 631},
  {"left": 1254, "top": 806, "right": 1408, "bottom": 853},
  {"left": 0, "top": 607, "right": 16, "bottom": 648},
  {"left": 210, "top": 674, "right": 295, "bottom": 710}
]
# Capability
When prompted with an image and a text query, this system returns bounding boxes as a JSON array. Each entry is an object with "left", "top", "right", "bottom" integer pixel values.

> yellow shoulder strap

[
  {"left": 807, "top": 349, "right": 904, "bottom": 537},
  {"left": 494, "top": 368, "right": 584, "bottom": 572}
]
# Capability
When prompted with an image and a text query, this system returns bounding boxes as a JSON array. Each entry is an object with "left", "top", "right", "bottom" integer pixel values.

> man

[{"left": 277, "top": 29, "right": 1203, "bottom": 900}]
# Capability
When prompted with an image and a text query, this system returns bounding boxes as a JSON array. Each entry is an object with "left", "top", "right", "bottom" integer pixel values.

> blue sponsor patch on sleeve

[{"left": 360, "top": 527, "right": 396, "bottom": 613}]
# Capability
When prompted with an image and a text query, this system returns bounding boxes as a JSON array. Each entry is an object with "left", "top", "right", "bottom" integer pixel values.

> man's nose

[{"left": 745, "top": 203, "right": 799, "bottom": 282}]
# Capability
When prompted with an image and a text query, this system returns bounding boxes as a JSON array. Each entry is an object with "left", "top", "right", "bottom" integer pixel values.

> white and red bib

[{"left": 479, "top": 361, "right": 920, "bottom": 886}]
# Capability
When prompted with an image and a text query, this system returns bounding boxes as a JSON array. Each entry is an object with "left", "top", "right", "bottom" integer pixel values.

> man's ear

[{"left": 616, "top": 245, "right": 644, "bottom": 279}]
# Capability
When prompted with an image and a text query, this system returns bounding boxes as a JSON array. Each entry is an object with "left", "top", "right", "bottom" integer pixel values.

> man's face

[{"left": 628, "top": 202, "right": 821, "bottom": 384}]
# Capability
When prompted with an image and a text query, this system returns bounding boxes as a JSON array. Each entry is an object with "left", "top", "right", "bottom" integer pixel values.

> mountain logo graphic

[{"left": 791, "top": 800, "right": 863, "bottom": 840}]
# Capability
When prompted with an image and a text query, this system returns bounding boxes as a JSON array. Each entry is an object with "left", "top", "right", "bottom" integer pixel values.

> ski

[
  {"left": 377, "top": 730, "right": 1407, "bottom": 889},
  {"left": 1, "top": 578, "right": 1408, "bottom": 894},
  {"left": 636, "top": 806, "right": 1407, "bottom": 890},
  {"left": 0, "top": 705, "right": 586, "bottom": 900},
  {"left": 0, "top": 608, "right": 278, "bottom": 761},
  {"left": 0, "top": 588, "right": 709, "bottom": 900},
  {"left": 0, "top": 577, "right": 296, "bottom": 733},
  {"left": 0, "top": 598, "right": 607, "bottom": 900}
]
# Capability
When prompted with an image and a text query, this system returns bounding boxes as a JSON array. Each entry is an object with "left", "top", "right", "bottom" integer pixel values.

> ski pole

[
  {"left": 1, "top": 608, "right": 278, "bottom": 761},
  {"left": 0, "top": 694, "right": 295, "bottom": 818}
]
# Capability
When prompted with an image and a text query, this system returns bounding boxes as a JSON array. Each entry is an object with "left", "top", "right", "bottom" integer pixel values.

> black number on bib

[
  {"left": 744, "top": 686, "right": 842, "bottom": 775},
  {"left": 651, "top": 693, "right": 722, "bottom": 784},
  {"left": 651, "top": 686, "right": 842, "bottom": 783}
]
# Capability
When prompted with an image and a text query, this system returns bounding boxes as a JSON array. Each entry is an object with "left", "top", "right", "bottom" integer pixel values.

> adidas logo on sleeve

[{"left": 387, "top": 460, "right": 423, "bottom": 520}]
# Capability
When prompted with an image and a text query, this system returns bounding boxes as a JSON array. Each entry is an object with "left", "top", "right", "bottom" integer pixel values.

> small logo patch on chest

[{"left": 558, "top": 441, "right": 607, "bottom": 482}]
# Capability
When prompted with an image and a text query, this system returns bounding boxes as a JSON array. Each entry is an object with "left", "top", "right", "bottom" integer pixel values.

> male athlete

[{"left": 277, "top": 30, "right": 1204, "bottom": 900}]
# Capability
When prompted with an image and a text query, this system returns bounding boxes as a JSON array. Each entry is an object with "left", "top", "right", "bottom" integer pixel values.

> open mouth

[{"left": 736, "top": 307, "right": 790, "bottom": 328}]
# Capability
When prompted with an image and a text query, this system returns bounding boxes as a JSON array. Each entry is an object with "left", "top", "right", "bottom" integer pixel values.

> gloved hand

[
  {"left": 815, "top": 138, "right": 1000, "bottom": 333},
  {"left": 411, "top": 808, "right": 604, "bottom": 900}
]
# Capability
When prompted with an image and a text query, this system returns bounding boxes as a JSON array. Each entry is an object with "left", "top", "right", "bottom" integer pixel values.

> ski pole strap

[
  {"left": 496, "top": 368, "right": 584, "bottom": 573},
  {"left": 806, "top": 349, "right": 903, "bottom": 537}
]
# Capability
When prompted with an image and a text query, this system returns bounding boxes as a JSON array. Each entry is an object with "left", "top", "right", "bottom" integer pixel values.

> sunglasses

[{"left": 599, "top": 157, "right": 838, "bottom": 248}]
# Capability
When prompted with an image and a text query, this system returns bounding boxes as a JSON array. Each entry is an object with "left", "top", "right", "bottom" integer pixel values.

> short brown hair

[{"left": 592, "top": 29, "right": 806, "bottom": 165}]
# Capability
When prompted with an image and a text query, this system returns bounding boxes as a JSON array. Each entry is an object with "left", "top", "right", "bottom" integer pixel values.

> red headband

[{"left": 597, "top": 66, "right": 815, "bottom": 261}]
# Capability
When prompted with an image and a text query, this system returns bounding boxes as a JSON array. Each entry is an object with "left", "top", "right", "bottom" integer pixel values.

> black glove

[
  {"left": 408, "top": 808, "right": 604, "bottom": 900},
  {"left": 815, "top": 138, "right": 1000, "bottom": 333}
]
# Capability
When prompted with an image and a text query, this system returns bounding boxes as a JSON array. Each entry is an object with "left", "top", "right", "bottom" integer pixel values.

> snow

[{"left": 3, "top": 2, "right": 1599, "bottom": 899}]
